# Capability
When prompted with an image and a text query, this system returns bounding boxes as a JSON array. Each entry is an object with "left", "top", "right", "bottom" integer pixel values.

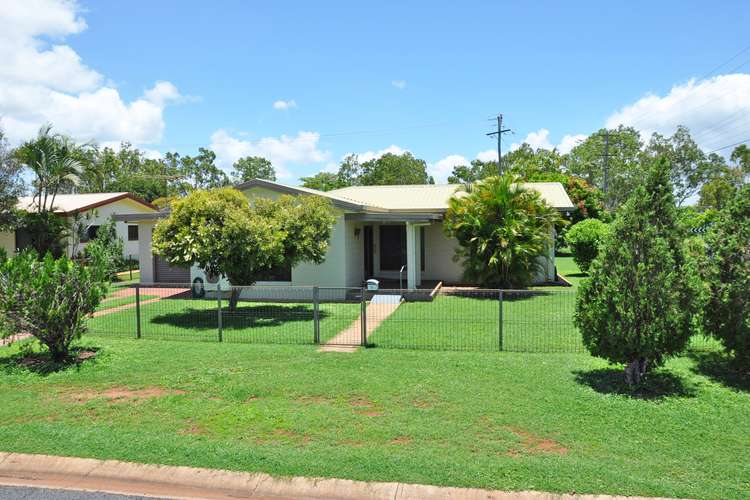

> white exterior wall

[
  {"left": 138, "top": 222, "right": 156, "bottom": 283},
  {"left": 421, "top": 221, "right": 464, "bottom": 284},
  {"left": 290, "top": 214, "right": 349, "bottom": 287},
  {"left": 67, "top": 198, "right": 154, "bottom": 259},
  {"left": 0, "top": 231, "right": 14, "bottom": 256},
  {"left": 344, "top": 218, "right": 364, "bottom": 287}
]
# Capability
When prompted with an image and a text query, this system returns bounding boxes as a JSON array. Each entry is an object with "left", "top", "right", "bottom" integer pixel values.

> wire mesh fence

[{"left": 87, "top": 284, "right": 718, "bottom": 353}]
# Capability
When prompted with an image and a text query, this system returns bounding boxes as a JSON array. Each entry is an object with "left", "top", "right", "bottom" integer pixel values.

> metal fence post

[
  {"left": 360, "top": 286, "right": 367, "bottom": 347},
  {"left": 135, "top": 284, "right": 142, "bottom": 339},
  {"left": 313, "top": 286, "right": 320, "bottom": 344},
  {"left": 498, "top": 289, "right": 504, "bottom": 351},
  {"left": 217, "top": 283, "right": 223, "bottom": 343}
]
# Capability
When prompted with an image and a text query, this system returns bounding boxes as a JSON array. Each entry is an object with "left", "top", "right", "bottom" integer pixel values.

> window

[
  {"left": 256, "top": 262, "right": 292, "bottom": 281},
  {"left": 85, "top": 225, "right": 100, "bottom": 241},
  {"left": 128, "top": 225, "right": 139, "bottom": 241}
]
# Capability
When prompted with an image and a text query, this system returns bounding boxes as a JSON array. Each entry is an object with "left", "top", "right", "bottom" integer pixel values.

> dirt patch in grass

[
  {"left": 179, "top": 421, "right": 209, "bottom": 436},
  {"left": 338, "top": 439, "right": 365, "bottom": 447},
  {"left": 389, "top": 436, "right": 412, "bottom": 445},
  {"left": 504, "top": 426, "right": 568, "bottom": 456},
  {"left": 411, "top": 399, "right": 433, "bottom": 409},
  {"left": 355, "top": 410, "right": 383, "bottom": 417},
  {"left": 63, "top": 386, "right": 186, "bottom": 404},
  {"left": 349, "top": 397, "right": 374, "bottom": 408}
]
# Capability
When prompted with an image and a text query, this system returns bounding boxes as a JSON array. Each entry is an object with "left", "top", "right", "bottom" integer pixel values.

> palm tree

[
  {"left": 444, "top": 175, "right": 560, "bottom": 288},
  {"left": 16, "top": 124, "right": 83, "bottom": 213}
]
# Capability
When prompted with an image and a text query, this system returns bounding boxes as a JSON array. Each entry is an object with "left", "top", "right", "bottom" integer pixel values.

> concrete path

[
  {"left": 0, "top": 452, "right": 677, "bottom": 500},
  {"left": 92, "top": 288, "right": 190, "bottom": 318},
  {"left": 318, "top": 299, "right": 401, "bottom": 353}
]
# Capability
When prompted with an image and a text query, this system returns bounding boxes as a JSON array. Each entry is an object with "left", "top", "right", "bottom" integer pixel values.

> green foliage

[
  {"left": 84, "top": 218, "right": 124, "bottom": 278},
  {"left": 18, "top": 211, "right": 70, "bottom": 258},
  {"left": 231, "top": 156, "right": 276, "bottom": 183},
  {"left": 567, "top": 125, "right": 643, "bottom": 210},
  {"left": 574, "top": 158, "right": 699, "bottom": 381},
  {"left": 564, "top": 219, "right": 609, "bottom": 273},
  {"left": 0, "top": 250, "right": 108, "bottom": 360},
  {"left": 303, "top": 152, "right": 434, "bottom": 189},
  {"left": 444, "top": 175, "right": 560, "bottom": 288},
  {"left": 0, "top": 130, "right": 23, "bottom": 230},
  {"left": 702, "top": 185, "right": 750, "bottom": 365},
  {"left": 300, "top": 171, "right": 343, "bottom": 191},
  {"left": 152, "top": 188, "right": 335, "bottom": 288},
  {"left": 447, "top": 160, "right": 498, "bottom": 184},
  {"left": 165, "top": 148, "right": 230, "bottom": 195}
]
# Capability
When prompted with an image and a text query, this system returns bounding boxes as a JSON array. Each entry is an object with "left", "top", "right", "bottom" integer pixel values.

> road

[{"left": 0, "top": 485, "right": 164, "bottom": 500}]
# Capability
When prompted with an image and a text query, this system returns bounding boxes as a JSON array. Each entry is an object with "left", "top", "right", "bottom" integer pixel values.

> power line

[{"left": 707, "top": 138, "right": 750, "bottom": 154}]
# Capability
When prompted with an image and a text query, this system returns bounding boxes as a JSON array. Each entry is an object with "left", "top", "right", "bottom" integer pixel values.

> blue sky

[{"left": 2, "top": 0, "right": 749, "bottom": 182}]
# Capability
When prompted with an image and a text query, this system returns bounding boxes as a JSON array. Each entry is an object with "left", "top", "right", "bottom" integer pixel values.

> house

[
  {"left": 117, "top": 180, "right": 574, "bottom": 289},
  {"left": 0, "top": 193, "right": 159, "bottom": 259}
]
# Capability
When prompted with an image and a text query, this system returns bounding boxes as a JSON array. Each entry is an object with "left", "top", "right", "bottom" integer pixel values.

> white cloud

[
  {"left": 557, "top": 134, "right": 587, "bottom": 154},
  {"left": 429, "top": 154, "right": 469, "bottom": 183},
  {"left": 476, "top": 149, "right": 498, "bottom": 162},
  {"left": 606, "top": 74, "right": 750, "bottom": 151},
  {"left": 391, "top": 80, "right": 407, "bottom": 89},
  {"left": 272, "top": 99, "right": 297, "bottom": 110},
  {"left": 210, "top": 129, "right": 330, "bottom": 180},
  {"left": 350, "top": 144, "right": 407, "bottom": 163},
  {"left": 0, "top": 0, "right": 183, "bottom": 146}
]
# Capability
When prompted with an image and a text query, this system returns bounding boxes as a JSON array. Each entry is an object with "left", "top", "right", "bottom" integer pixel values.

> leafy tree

[
  {"left": 79, "top": 142, "right": 174, "bottom": 202},
  {"left": 698, "top": 147, "right": 746, "bottom": 211},
  {"left": 0, "top": 249, "right": 109, "bottom": 361},
  {"left": 359, "top": 152, "right": 434, "bottom": 185},
  {"left": 574, "top": 158, "right": 699, "bottom": 385},
  {"left": 564, "top": 219, "right": 609, "bottom": 273},
  {"left": 300, "top": 172, "right": 342, "bottom": 191},
  {"left": 703, "top": 185, "right": 750, "bottom": 366},
  {"left": 505, "top": 144, "right": 565, "bottom": 179},
  {"left": 152, "top": 188, "right": 335, "bottom": 308},
  {"left": 645, "top": 126, "right": 719, "bottom": 206},
  {"left": 444, "top": 175, "right": 560, "bottom": 288},
  {"left": 166, "top": 148, "right": 229, "bottom": 195},
  {"left": 730, "top": 144, "right": 750, "bottom": 174},
  {"left": 447, "top": 160, "right": 498, "bottom": 184},
  {"left": 567, "top": 126, "right": 644, "bottom": 210},
  {"left": 0, "top": 130, "right": 24, "bottom": 230},
  {"left": 231, "top": 156, "right": 276, "bottom": 183}
]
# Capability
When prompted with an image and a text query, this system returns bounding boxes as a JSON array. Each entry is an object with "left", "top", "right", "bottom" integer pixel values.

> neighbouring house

[
  {"left": 117, "top": 180, "right": 574, "bottom": 289},
  {"left": 0, "top": 193, "right": 159, "bottom": 259}
]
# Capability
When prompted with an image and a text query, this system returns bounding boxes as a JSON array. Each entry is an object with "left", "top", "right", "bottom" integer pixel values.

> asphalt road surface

[{"left": 0, "top": 485, "right": 167, "bottom": 500}]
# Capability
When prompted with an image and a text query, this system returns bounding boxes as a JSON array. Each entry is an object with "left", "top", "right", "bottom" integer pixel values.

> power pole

[{"left": 486, "top": 114, "right": 512, "bottom": 175}]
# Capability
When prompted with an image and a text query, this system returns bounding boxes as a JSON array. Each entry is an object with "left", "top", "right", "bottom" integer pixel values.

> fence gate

[{"left": 316, "top": 287, "right": 367, "bottom": 346}]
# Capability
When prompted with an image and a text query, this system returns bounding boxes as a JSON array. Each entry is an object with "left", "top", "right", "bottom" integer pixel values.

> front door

[{"left": 363, "top": 226, "right": 374, "bottom": 279}]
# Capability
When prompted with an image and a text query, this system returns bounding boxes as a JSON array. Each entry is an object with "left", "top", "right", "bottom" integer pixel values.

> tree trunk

[
  {"left": 228, "top": 288, "right": 241, "bottom": 311},
  {"left": 624, "top": 357, "right": 649, "bottom": 386}
]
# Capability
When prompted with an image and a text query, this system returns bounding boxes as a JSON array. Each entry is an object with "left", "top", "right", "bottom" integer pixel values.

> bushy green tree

[
  {"left": 231, "top": 156, "right": 276, "bottom": 183},
  {"left": 564, "top": 219, "right": 609, "bottom": 273},
  {"left": 152, "top": 188, "right": 335, "bottom": 308},
  {"left": 0, "top": 249, "right": 109, "bottom": 361},
  {"left": 300, "top": 171, "right": 343, "bottom": 191},
  {"left": 0, "top": 130, "right": 23, "bottom": 230},
  {"left": 702, "top": 185, "right": 750, "bottom": 366},
  {"left": 444, "top": 175, "right": 559, "bottom": 288},
  {"left": 574, "top": 158, "right": 699, "bottom": 385}
]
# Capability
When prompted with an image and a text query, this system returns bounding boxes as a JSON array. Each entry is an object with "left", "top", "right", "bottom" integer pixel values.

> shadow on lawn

[
  {"left": 688, "top": 350, "right": 750, "bottom": 392},
  {"left": 0, "top": 346, "right": 100, "bottom": 376},
  {"left": 150, "top": 305, "right": 327, "bottom": 330},
  {"left": 573, "top": 367, "right": 696, "bottom": 400}
]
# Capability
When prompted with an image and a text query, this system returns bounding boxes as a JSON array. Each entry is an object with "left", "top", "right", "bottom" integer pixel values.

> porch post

[
  {"left": 415, "top": 226, "right": 422, "bottom": 286},
  {"left": 405, "top": 222, "right": 417, "bottom": 289}
]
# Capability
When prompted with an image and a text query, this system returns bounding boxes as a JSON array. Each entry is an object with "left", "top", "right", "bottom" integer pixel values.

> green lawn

[
  {"left": 88, "top": 297, "right": 361, "bottom": 344},
  {"left": 111, "top": 270, "right": 140, "bottom": 288},
  {"left": 0, "top": 338, "right": 747, "bottom": 499}
]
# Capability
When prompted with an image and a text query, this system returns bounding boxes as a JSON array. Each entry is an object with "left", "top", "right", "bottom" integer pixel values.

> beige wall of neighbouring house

[
  {"left": 0, "top": 231, "right": 14, "bottom": 256},
  {"left": 291, "top": 214, "right": 349, "bottom": 287}
]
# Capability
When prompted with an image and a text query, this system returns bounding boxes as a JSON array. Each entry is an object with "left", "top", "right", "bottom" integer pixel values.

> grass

[
  {"left": 0, "top": 338, "right": 747, "bottom": 499},
  {"left": 88, "top": 297, "right": 360, "bottom": 344},
  {"left": 111, "top": 270, "right": 140, "bottom": 288}
]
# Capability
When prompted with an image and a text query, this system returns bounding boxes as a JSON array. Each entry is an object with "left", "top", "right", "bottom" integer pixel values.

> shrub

[
  {"left": 574, "top": 158, "right": 699, "bottom": 385},
  {"left": 444, "top": 175, "right": 560, "bottom": 288},
  {"left": 0, "top": 250, "right": 109, "bottom": 361},
  {"left": 703, "top": 185, "right": 750, "bottom": 366},
  {"left": 564, "top": 219, "right": 609, "bottom": 272},
  {"left": 83, "top": 218, "right": 124, "bottom": 278}
]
